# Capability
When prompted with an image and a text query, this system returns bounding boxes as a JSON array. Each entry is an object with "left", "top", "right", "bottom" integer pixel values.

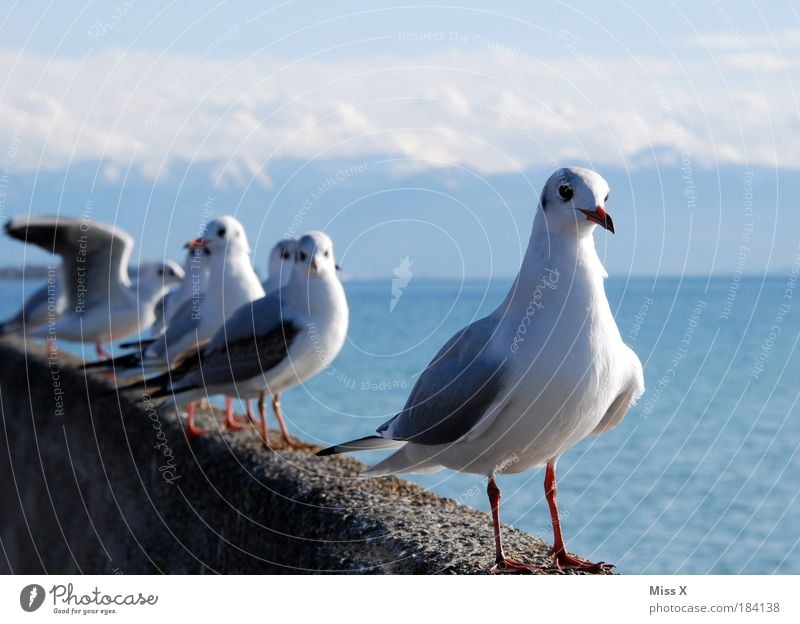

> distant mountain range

[
  {"left": 0, "top": 265, "right": 52, "bottom": 280},
  {"left": 0, "top": 158, "right": 795, "bottom": 279}
]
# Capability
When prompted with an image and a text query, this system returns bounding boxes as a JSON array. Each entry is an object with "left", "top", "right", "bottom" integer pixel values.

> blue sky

[
  {"left": 2, "top": 1, "right": 796, "bottom": 60},
  {"left": 1, "top": 1, "right": 799, "bottom": 277}
]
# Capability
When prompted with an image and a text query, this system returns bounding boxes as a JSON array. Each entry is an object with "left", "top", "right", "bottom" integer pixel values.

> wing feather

[
  {"left": 5, "top": 216, "right": 133, "bottom": 309},
  {"left": 378, "top": 316, "right": 507, "bottom": 446}
]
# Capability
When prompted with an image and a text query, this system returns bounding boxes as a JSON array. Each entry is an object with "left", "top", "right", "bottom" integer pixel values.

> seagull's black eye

[
  {"left": 604, "top": 193, "right": 609, "bottom": 202},
  {"left": 299, "top": 251, "right": 308, "bottom": 262},
  {"left": 203, "top": 247, "right": 211, "bottom": 256},
  {"left": 217, "top": 227, "right": 226, "bottom": 237},
  {"left": 324, "top": 250, "right": 329, "bottom": 257},
  {"left": 157, "top": 269, "right": 164, "bottom": 275},
  {"left": 281, "top": 250, "right": 291, "bottom": 260},
  {"left": 558, "top": 185, "right": 573, "bottom": 201}
]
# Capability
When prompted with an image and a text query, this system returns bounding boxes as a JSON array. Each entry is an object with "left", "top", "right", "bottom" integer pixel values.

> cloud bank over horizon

[{"left": 1, "top": 28, "right": 797, "bottom": 186}]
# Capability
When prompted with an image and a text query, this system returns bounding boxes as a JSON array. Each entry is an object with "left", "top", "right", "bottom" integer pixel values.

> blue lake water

[{"left": 1, "top": 274, "right": 798, "bottom": 574}]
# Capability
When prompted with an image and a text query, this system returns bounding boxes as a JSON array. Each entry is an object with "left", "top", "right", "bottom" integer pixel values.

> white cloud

[
  {"left": 683, "top": 29, "right": 800, "bottom": 51},
  {"left": 0, "top": 44, "right": 797, "bottom": 184}
]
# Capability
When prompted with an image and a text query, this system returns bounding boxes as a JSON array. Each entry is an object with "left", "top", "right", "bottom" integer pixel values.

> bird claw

[
  {"left": 187, "top": 424, "right": 212, "bottom": 438},
  {"left": 549, "top": 547, "right": 614, "bottom": 572},
  {"left": 224, "top": 416, "right": 249, "bottom": 431},
  {"left": 490, "top": 558, "right": 538, "bottom": 574}
]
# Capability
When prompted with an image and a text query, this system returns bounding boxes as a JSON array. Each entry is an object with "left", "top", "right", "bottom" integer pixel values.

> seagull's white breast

[{"left": 433, "top": 252, "right": 636, "bottom": 475}]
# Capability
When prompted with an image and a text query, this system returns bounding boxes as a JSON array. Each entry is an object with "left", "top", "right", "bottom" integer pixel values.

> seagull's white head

[
  {"left": 161, "top": 259, "right": 185, "bottom": 283},
  {"left": 185, "top": 215, "right": 251, "bottom": 255},
  {"left": 135, "top": 260, "right": 185, "bottom": 285},
  {"left": 267, "top": 237, "right": 298, "bottom": 288},
  {"left": 294, "top": 231, "right": 337, "bottom": 279},
  {"left": 134, "top": 260, "right": 185, "bottom": 297},
  {"left": 539, "top": 167, "right": 614, "bottom": 238},
  {"left": 184, "top": 242, "right": 212, "bottom": 268}
]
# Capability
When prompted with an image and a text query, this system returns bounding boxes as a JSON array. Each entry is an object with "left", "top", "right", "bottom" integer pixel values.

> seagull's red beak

[
  {"left": 185, "top": 238, "right": 208, "bottom": 249},
  {"left": 579, "top": 206, "right": 615, "bottom": 233}
]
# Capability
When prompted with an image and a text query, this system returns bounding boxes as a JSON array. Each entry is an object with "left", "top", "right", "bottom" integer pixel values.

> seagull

[
  {"left": 168, "top": 215, "right": 265, "bottom": 433},
  {"left": 4, "top": 216, "right": 184, "bottom": 358},
  {"left": 263, "top": 237, "right": 297, "bottom": 293},
  {"left": 318, "top": 167, "right": 644, "bottom": 574},
  {"left": 85, "top": 248, "right": 214, "bottom": 373},
  {"left": 97, "top": 216, "right": 265, "bottom": 433},
  {"left": 182, "top": 216, "right": 266, "bottom": 360},
  {"left": 149, "top": 245, "right": 212, "bottom": 337},
  {"left": 130, "top": 232, "right": 348, "bottom": 445},
  {"left": 0, "top": 260, "right": 183, "bottom": 337},
  {"left": 0, "top": 267, "right": 65, "bottom": 335},
  {"left": 256, "top": 237, "right": 298, "bottom": 446}
]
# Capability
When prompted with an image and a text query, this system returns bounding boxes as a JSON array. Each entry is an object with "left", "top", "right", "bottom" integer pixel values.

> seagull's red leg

[
  {"left": 224, "top": 396, "right": 247, "bottom": 430},
  {"left": 272, "top": 393, "right": 294, "bottom": 447},
  {"left": 545, "top": 461, "right": 613, "bottom": 572},
  {"left": 258, "top": 392, "right": 271, "bottom": 449},
  {"left": 244, "top": 400, "right": 258, "bottom": 425},
  {"left": 186, "top": 402, "right": 211, "bottom": 438},
  {"left": 46, "top": 337, "right": 59, "bottom": 359},
  {"left": 94, "top": 340, "right": 116, "bottom": 378},
  {"left": 488, "top": 475, "right": 536, "bottom": 574}
]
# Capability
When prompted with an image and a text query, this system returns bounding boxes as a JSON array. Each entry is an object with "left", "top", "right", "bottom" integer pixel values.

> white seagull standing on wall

[
  {"left": 131, "top": 232, "right": 349, "bottom": 448},
  {"left": 319, "top": 167, "right": 644, "bottom": 573}
]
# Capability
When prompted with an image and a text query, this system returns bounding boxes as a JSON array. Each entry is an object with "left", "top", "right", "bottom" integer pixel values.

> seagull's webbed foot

[
  {"left": 186, "top": 403, "right": 212, "bottom": 439},
  {"left": 187, "top": 422, "right": 212, "bottom": 438},
  {"left": 549, "top": 547, "right": 614, "bottom": 573},
  {"left": 223, "top": 414, "right": 249, "bottom": 430},
  {"left": 490, "top": 558, "right": 538, "bottom": 574},
  {"left": 222, "top": 396, "right": 249, "bottom": 430}
]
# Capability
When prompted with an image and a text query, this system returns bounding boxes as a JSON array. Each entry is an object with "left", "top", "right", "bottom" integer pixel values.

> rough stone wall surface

[{"left": 0, "top": 337, "right": 562, "bottom": 574}]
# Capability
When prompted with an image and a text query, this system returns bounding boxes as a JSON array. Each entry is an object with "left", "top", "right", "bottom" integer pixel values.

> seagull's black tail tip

[
  {"left": 316, "top": 435, "right": 403, "bottom": 457},
  {"left": 316, "top": 446, "right": 339, "bottom": 457},
  {"left": 83, "top": 352, "right": 140, "bottom": 371}
]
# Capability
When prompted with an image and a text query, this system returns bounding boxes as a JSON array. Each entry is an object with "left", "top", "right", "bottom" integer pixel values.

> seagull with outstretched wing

[{"left": 4, "top": 215, "right": 183, "bottom": 358}]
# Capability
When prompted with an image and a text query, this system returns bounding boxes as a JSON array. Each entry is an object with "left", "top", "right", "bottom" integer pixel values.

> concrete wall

[{"left": 0, "top": 337, "right": 559, "bottom": 574}]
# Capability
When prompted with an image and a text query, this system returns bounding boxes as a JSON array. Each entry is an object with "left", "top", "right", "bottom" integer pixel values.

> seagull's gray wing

[
  {"left": 149, "top": 290, "right": 172, "bottom": 336},
  {"left": 0, "top": 282, "right": 49, "bottom": 333},
  {"left": 5, "top": 215, "right": 133, "bottom": 309},
  {"left": 174, "top": 294, "right": 300, "bottom": 389},
  {"left": 145, "top": 294, "right": 204, "bottom": 362},
  {"left": 377, "top": 316, "right": 507, "bottom": 446}
]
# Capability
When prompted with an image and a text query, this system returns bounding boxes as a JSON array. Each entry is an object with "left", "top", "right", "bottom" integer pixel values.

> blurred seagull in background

[
  {"left": 0, "top": 266, "right": 65, "bottom": 336},
  {"left": 86, "top": 245, "right": 214, "bottom": 373},
  {"left": 130, "top": 232, "right": 348, "bottom": 446},
  {"left": 263, "top": 237, "right": 297, "bottom": 293},
  {"left": 0, "top": 260, "right": 184, "bottom": 338},
  {"left": 3, "top": 216, "right": 183, "bottom": 358},
  {"left": 256, "top": 237, "right": 299, "bottom": 446},
  {"left": 149, "top": 245, "right": 212, "bottom": 338},
  {"left": 319, "top": 167, "right": 644, "bottom": 574},
  {"left": 178, "top": 215, "right": 265, "bottom": 433},
  {"left": 96, "top": 215, "right": 265, "bottom": 434}
]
